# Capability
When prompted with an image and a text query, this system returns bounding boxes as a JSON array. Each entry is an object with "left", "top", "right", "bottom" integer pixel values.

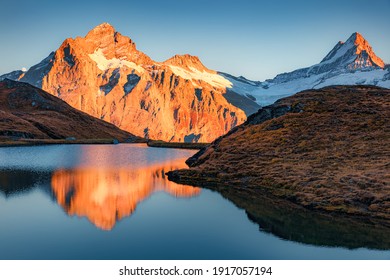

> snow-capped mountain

[
  {"left": 222, "top": 32, "right": 389, "bottom": 106},
  {"left": 1, "top": 23, "right": 258, "bottom": 142},
  {"left": 1, "top": 28, "right": 388, "bottom": 142}
]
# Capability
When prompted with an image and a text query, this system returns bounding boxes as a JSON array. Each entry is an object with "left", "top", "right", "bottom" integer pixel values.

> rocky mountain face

[
  {"left": 320, "top": 32, "right": 384, "bottom": 68},
  {"left": 271, "top": 32, "right": 385, "bottom": 83},
  {"left": 168, "top": 85, "right": 390, "bottom": 222},
  {"left": 222, "top": 32, "right": 390, "bottom": 106},
  {"left": 1, "top": 28, "right": 388, "bottom": 142},
  {"left": 1, "top": 23, "right": 258, "bottom": 142},
  {"left": 0, "top": 79, "right": 141, "bottom": 142}
]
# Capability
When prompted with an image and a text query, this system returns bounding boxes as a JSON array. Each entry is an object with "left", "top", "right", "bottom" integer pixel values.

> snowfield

[{"left": 221, "top": 32, "right": 389, "bottom": 106}]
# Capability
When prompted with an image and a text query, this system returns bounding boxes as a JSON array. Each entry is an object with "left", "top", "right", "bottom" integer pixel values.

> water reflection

[
  {"left": 1, "top": 145, "right": 389, "bottom": 252},
  {"left": 215, "top": 186, "right": 390, "bottom": 250},
  {"left": 0, "top": 169, "right": 50, "bottom": 196},
  {"left": 51, "top": 163, "right": 200, "bottom": 230},
  {"left": 0, "top": 144, "right": 200, "bottom": 231}
]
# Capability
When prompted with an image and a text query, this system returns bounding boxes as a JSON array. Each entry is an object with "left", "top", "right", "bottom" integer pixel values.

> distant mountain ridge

[
  {"left": 1, "top": 26, "right": 389, "bottom": 142},
  {"left": 272, "top": 32, "right": 385, "bottom": 83},
  {"left": 222, "top": 32, "right": 389, "bottom": 106}
]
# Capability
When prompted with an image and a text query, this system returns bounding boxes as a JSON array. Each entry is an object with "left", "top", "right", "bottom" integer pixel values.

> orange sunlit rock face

[
  {"left": 51, "top": 160, "right": 200, "bottom": 230},
  {"left": 38, "top": 23, "right": 246, "bottom": 142},
  {"left": 352, "top": 32, "right": 384, "bottom": 69}
]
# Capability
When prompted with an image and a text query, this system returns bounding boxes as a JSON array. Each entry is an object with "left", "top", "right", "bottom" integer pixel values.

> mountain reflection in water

[
  {"left": 0, "top": 144, "right": 201, "bottom": 231},
  {"left": 51, "top": 163, "right": 201, "bottom": 230},
  {"left": 0, "top": 145, "right": 389, "bottom": 255}
]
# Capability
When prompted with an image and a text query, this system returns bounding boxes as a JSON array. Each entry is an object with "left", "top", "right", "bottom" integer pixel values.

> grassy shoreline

[
  {"left": 166, "top": 86, "right": 390, "bottom": 224},
  {"left": 0, "top": 138, "right": 146, "bottom": 147},
  {"left": 146, "top": 140, "right": 209, "bottom": 150},
  {"left": 0, "top": 138, "right": 207, "bottom": 149}
]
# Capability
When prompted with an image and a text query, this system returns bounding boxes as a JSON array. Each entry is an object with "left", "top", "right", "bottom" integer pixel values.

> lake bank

[
  {"left": 167, "top": 86, "right": 390, "bottom": 223},
  {"left": 0, "top": 139, "right": 208, "bottom": 149},
  {"left": 146, "top": 140, "right": 208, "bottom": 150},
  {"left": 0, "top": 138, "right": 146, "bottom": 147}
]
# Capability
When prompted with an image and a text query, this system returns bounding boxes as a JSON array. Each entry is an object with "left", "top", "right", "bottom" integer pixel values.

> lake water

[{"left": 0, "top": 144, "right": 389, "bottom": 260}]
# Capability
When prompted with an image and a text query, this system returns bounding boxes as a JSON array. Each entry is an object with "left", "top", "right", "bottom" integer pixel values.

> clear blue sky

[{"left": 0, "top": 0, "right": 389, "bottom": 81}]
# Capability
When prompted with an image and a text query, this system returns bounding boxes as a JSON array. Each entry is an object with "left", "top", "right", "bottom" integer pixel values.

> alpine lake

[{"left": 0, "top": 144, "right": 389, "bottom": 259}]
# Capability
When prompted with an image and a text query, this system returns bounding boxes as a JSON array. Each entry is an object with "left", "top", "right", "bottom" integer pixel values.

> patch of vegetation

[
  {"left": 168, "top": 86, "right": 390, "bottom": 222},
  {"left": 147, "top": 140, "right": 209, "bottom": 150}
]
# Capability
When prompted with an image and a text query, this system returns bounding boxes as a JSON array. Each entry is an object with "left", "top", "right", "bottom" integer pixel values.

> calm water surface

[{"left": 0, "top": 144, "right": 389, "bottom": 259}]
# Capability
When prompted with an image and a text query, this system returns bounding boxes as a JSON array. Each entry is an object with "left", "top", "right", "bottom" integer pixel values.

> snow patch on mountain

[
  {"left": 314, "top": 68, "right": 390, "bottom": 89},
  {"left": 0, "top": 70, "right": 25, "bottom": 82},
  {"left": 89, "top": 48, "right": 145, "bottom": 73},
  {"left": 224, "top": 68, "right": 390, "bottom": 107},
  {"left": 169, "top": 65, "right": 232, "bottom": 88},
  {"left": 321, "top": 40, "right": 354, "bottom": 65}
]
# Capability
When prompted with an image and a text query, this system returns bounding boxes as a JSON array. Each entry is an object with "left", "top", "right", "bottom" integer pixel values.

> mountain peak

[
  {"left": 320, "top": 32, "right": 384, "bottom": 69},
  {"left": 77, "top": 23, "right": 153, "bottom": 64},
  {"left": 345, "top": 32, "right": 368, "bottom": 48},
  {"left": 92, "top": 22, "right": 115, "bottom": 32},
  {"left": 165, "top": 54, "right": 202, "bottom": 64},
  {"left": 349, "top": 31, "right": 363, "bottom": 40},
  {"left": 85, "top": 22, "right": 116, "bottom": 41},
  {"left": 164, "top": 54, "right": 210, "bottom": 72}
]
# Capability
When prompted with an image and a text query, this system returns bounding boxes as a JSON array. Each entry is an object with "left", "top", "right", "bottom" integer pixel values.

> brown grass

[
  {"left": 0, "top": 79, "right": 145, "bottom": 143},
  {"left": 168, "top": 85, "right": 390, "bottom": 221},
  {"left": 146, "top": 140, "right": 209, "bottom": 150}
]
